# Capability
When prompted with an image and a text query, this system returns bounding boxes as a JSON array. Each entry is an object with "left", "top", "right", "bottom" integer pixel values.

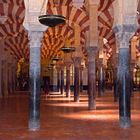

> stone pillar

[
  {"left": 0, "top": 55, "right": 1, "bottom": 97},
  {"left": 130, "top": 36, "right": 137, "bottom": 94},
  {"left": 112, "top": 49, "right": 119, "bottom": 102},
  {"left": 12, "top": 61, "right": 17, "bottom": 92},
  {"left": 28, "top": 31, "right": 43, "bottom": 131},
  {"left": 7, "top": 51, "right": 13, "bottom": 94},
  {"left": 114, "top": 25, "right": 137, "bottom": 128},
  {"left": 2, "top": 52, "right": 8, "bottom": 96},
  {"left": 87, "top": 47, "right": 97, "bottom": 110},
  {"left": 85, "top": 0, "right": 99, "bottom": 110},
  {"left": 72, "top": 57, "right": 81, "bottom": 102},
  {"left": 65, "top": 63, "right": 71, "bottom": 98},
  {"left": 11, "top": 65, "right": 15, "bottom": 93},
  {"left": 60, "top": 66, "right": 64, "bottom": 95},
  {"left": 98, "top": 58, "right": 105, "bottom": 97},
  {"left": 57, "top": 68, "right": 61, "bottom": 93},
  {"left": 7, "top": 63, "right": 11, "bottom": 94},
  {"left": 130, "top": 61, "right": 135, "bottom": 95},
  {"left": 113, "top": 0, "right": 139, "bottom": 128},
  {"left": 80, "top": 65, "right": 84, "bottom": 92}
]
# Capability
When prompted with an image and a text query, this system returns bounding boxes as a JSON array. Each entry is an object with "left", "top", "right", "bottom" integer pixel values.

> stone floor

[{"left": 0, "top": 90, "right": 140, "bottom": 140}]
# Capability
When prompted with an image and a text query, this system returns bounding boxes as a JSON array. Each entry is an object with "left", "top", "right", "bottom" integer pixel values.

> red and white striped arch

[
  {"left": 4, "top": 30, "right": 29, "bottom": 60},
  {"left": 0, "top": 0, "right": 27, "bottom": 60}
]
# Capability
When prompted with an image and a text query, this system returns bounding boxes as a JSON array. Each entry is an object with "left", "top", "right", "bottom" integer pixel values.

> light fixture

[
  {"left": 61, "top": 47, "right": 75, "bottom": 53},
  {"left": 38, "top": 0, "right": 66, "bottom": 27},
  {"left": 52, "top": 56, "right": 62, "bottom": 61}
]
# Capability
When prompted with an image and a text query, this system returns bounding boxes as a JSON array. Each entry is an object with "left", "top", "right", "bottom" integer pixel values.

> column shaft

[
  {"left": 0, "top": 59, "right": 1, "bottom": 97},
  {"left": 57, "top": 70, "right": 60, "bottom": 92},
  {"left": 80, "top": 67, "right": 83, "bottom": 92},
  {"left": 60, "top": 69, "right": 64, "bottom": 95},
  {"left": 118, "top": 48, "right": 131, "bottom": 128},
  {"left": 113, "top": 68, "right": 118, "bottom": 102},
  {"left": 29, "top": 47, "right": 41, "bottom": 131},
  {"left": 98, "top": 66, "right": 104, "bottom": 97},
  {"left": 74, "top": 66, "right": 80, "bottom": 102},
  {"left": 28, "top": 31, "right": 43, "bottom": 131},
  {"left": 87, "top": 47, "right": 97, "bottom": 110},
  {"left": 66, "top": 68, "right": 71, "bottom": 97}
]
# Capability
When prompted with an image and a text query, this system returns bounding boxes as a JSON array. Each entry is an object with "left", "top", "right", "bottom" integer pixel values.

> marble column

[
  {"left": 80, "top": 65, "right": 84, "bottom": 92},
  {"left": 130, "top": 61, "right": 135, "bottom": 95},
  {"left": 98, "top": 58, "right": 105, "bottom": 97},
  {"left": 28, "top": 31, "right": 43, "bottom": 131},
  {"left": 73, "top": 57, "right": 81, "bottom": 102},
  {"left": 60, "top": 67, "right": 64, "bottom": 95},
  {"left": 114, "top": 25, "right": 137, "bottom": 128},
  {"left": 11, "top": 65, "right": 15, "bottom": 94},
  {"left": 65, "top": 63, "right": 71, "bottom": 98},
  {"left": 112, "top": 53, "right": 119, "bottom": 102},
  {"left": 12, "top": 61, "right": 17, "bottom": 92},
  {"left": 3, "top": 58, "right": 8, "bottom": 96},
  {"left": 0, "top": 57, "right": 1, "bottom": 97},
  {"left": 57, "top": 69, "right": 61, "bottom": 93},
  {"left": 87, "top": 47, "right": 97, "bottom": 110}
]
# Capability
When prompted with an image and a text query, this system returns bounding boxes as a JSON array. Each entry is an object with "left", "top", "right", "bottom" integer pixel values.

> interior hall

[{"left": 0, "top": 0, "right": 140, "bottom": 139}]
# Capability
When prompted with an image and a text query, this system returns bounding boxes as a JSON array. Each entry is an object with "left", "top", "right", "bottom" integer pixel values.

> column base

[
  {"left": 120, "top": 117, "right": 131, "bottom": 128},
  {"left": 88, "top": 99, "right": 96, "bottom": 110},
  {"left": 29, "top": 120, "right": 40, "bottom": 131},
  {"left": 74, "top": 98, "right": 79, "bottom": 103},
  {"left": 66, "top": 91, "right": 71, "bottom": 98}
]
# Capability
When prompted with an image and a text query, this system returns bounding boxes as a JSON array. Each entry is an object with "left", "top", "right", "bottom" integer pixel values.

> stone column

[
  {"left": 2, "top": 52, "right": 8, "bottom": 96},
  {"left": 72, "top": 57, "right": 81, "bottom": 102},
  {"left": 130, "top": 61, "right": 135, "bottom": 95},
  {"left": 130, "top": 37, "right": 137, "bottom": 94},
  {"left": 85, "top": 0, "right": 99, "bottom": 110},
  {"left": 11, "top": 65, "right": 15, "bottom": 94},
  {"left": 12, "top": 60, "right": 17, "bottom": 92},
  {"left": 56, "top": 68, "right": 61, "bottom": 93},
  {"left": 7, "top": 63, "right": 11, "bottom": 94},
  {"left": 65, "top": 63, "right": 71, "bottom": 98},
  {"left": 114, "top": 26, "right": 137, "bottom": 128},
  {"left": 28, "top": 31, "right": 43, "bottom": 131},
  {"left": 98, "top": 58, "right": 105, "bottom": 97},
  {"left": 7, "top": 51, "right": 13, "bottom": 94},
  {"left": 112, "top": 49, "right": 119, "bottom": 102},
  {"left": 80, "top": 65, "right": 84, "bottom": 92},
  {"left": 60, "top": 66, "right": 64, "bottom": 95},
  {"left": 113, "top": 0, "right": 139, "bottom": 128},
  {"left": 87, "top": 47, "right": 97, "bottom": 110},
  {"left": 0, "top": 55, "right": 1, "bottom": 97}
]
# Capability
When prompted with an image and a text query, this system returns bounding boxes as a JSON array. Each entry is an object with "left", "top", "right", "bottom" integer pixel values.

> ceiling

[{"left": 0, "top": 0, "right": 140, "bottom": 65}]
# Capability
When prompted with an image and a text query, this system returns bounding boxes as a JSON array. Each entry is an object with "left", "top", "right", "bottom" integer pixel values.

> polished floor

[{"left": 0, "top": 90, "right": 140, "bottom": 140}]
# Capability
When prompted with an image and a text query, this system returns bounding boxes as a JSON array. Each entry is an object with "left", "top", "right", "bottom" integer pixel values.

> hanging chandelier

[
  {"left": 38, "top": 0, "right": 66, "bottom": 27},
  {"left": 52, "top": 56, "right": 62, "bottom": 61},
  {"left": 61, "top": 47, "right": 75, "bottom": 53}
]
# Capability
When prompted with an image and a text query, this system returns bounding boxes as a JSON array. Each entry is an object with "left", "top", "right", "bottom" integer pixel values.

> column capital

[
  {"left": 87, "top": 46, "right": 98, "bottom": 60},
  {"left": 113, "top": 24, "right": 138, "bottom": 34},
  {"left": 80, "top": 65, "right": 84, "bottom": 71},
  {"left": 55, "top": 65, "right": 61, "bottom": 71},
  {"left": 98, "top": 58, "right": 103, "bottom": 68},
  {"left": 72, "top": 57, "right": 82, "bottom": 67},
  {"left": 23, "top": 0, "right": 48, "bottom": 32},
  {"left": 28, "top": 31, "right": 44, "bottom": 48},
  {"left": 113, "top": 25, "right": 138, "bottom": 48},
  {"left": 65, "top": 62, "right": 71, "bottom": 69}
]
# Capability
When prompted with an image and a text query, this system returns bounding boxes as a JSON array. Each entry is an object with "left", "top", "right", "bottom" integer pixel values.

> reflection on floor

[{"left": 0, "top": 91, "right": 140, "bottom": 140}]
